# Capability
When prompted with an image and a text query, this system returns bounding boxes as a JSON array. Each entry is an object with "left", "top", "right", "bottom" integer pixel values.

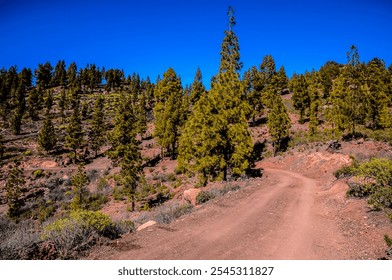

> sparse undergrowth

[{"left": 196, "top": 184, "right": 240, "bottom": 205}]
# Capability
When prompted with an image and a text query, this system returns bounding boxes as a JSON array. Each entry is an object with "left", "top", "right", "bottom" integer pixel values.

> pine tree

[
  {"left": 58, "top": 89, "right": 67, "bottom": 122},
  {"left": 327, "top": 45, "right": 366, "bottom": 137},
  {"left": 35, "top": 62, "right": 53, "bottom": 89},
  {"left": 291, "top": 74, "right": 310, "bottom": 123},
  {"left": 38, "top": 111, "right": 57, "bottom": 152},
  {"left": 244, "top": 66, "right": 263, "bottom": 124},
  {"left": 89, "top": 95, "right": 106, "bottom": 157},
  {"left": 108, "top": 94, "right": 136, "bottom": 161},
  {"left": 259, "top": 55, "right": 277, "bottom": 108},
  {"left": 52, "top": 60, "right": 67, "bottom": 87},
  {"left": 119, "top": 141, "right": 142, "bottom": 211},
  {"left": 319, "top": 61, "right": 341, "bottom": 98},
  {"left": 81, "top": 101, "right": 89, "bottom": 120},
  {"left": 6, "top": 162, "right": 25, "bottom": 221},
  {"left": 135, "top": 93, "right": 147, "bottom": 138},
  {"left": 190, "top": 67, "right": 206, "bottom": 106},
  {"left": 307, "top": 72, "right": 322, "bottom": 137},
  {"left": 178, "top": 6, "right": 254, "bottom": 184},
  {"left": 364, "top": 58, "right": 391, "bottom": 128},
  {"left": 108, "top": 94, "right": 143, "bottom": 211},
  {"left": 153, "top": 67, "right": 184, "bottom": 159},
  {"left": 19, "top": 67, "right": 32, "bottom": 89},
  {"left": 267, "top": 95, "right": 291, "bottom": 155},
  {"left": 66, "top": 62, "right": 77, "bottom": 88},
  {"left": 70, "top": 164, "right": 89, "bottom": 210},
  {"left": 66, "top": 100, "right": 84, "bottom": 160},
  {"left": 11, "top": 82, "right": 26, "bottom": 135},
  {"left": 44, "top": 89, "right": 54, "bottom": 112},
  {"left": 275, "top": 66, "right": 289, "bottom": 94},
  {"left": 27, "top": 88, "right": 39, "bottom": 121}
]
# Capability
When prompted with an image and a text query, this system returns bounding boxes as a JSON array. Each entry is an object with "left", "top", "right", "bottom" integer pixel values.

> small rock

[{"left": 137, "top": 220, "right": 156, "bottom": 232}]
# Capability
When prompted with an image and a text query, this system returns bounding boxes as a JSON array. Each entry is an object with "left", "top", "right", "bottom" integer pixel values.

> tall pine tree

[
  {"left": 267, "top": 95, "right": 291, "bottom": 155},
  {"left": 108, "top": 94, "right": 143, "bottom": 211},
  {"left": 327, "top": 45, "right": 366, "bottom": 137},
  {"left": 38, "top": 110, "right": 57, "bottom": 152},
  {"left": 189, "top": 67, "right": 206, "bottom": 106},
  {"left": 66, "top": 98, "right": 84, "bottom": 160},
  {"left": 153, "top": 68, "right": 184, "bottom": 159},
  {"left": 6, "top": 162, "right": 25, "bottom": 221},
  {"left": 178, "top": 6, "right": 254, "bottom": 184},
  {"left": 89, "top": 95, "right": 106, "bottom": 157}
]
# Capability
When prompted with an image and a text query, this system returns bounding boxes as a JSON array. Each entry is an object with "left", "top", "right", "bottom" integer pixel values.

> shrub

[
  {"left": 196, "top": 184, "right": 240, "bottom": 205},
  {"left": 221, "top": 184, "right": 240, "bottom": 194},
  {"left": 334, "top": 165, "right": 356, "bottom": 179},
  {"left": 196, "top": 190, "right": 216, "bottom": 204},
  {"left": 97, "top": 177, "right": 109, "bottom": 191},
  {"left": 346, "top": 183, "right": 374, "bottom": 198},
  {"left": 343, "top": 158, "right": 392, "bottom": 210},
  {"left": 384, "top": 234, "right": 392, "bottom": 247},
  {"left": 42, "top": 210, "right": 119, "bottom": 259},
  {"left": 154, "top": 203, "right": 193, "bottom": 224},
  {"left": 86, "top": 192, "right": 109, "bottom": 211},
  {"left": 357, "top": 158, "right": 392, "bottom": 186},
  {"left": 37, "top": 200, "right": 56, "bottom": 223},
  {"left": 0, "top": 218, "right": 41, "bottom": 260},
  {"left": 114, "top": 220, "right": 135, "bottom": 235},
  {"left": 112, "top": 185, "right": 131, "bottom": 201},
  {"left": 32, "top": 169, "right": 45, "bottom": 179},
  {"left": 167, "top": 173, "right": 176, "bottom": 182}
]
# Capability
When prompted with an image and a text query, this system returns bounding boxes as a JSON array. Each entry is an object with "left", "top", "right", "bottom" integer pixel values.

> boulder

[
  {"left": 137, "top": 220, "right": 157, "bottom": 232},
  {"left": 183, "top": 188, "right": 201, "bottom": 206}
]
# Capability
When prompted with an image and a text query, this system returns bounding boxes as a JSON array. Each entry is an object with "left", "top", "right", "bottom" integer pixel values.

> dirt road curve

[{"left": 88, "top": 168, "right": 389, "bottom": 260}]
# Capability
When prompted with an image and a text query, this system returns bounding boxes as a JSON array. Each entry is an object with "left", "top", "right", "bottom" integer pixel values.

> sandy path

[{"left": 89, "top": 168, "right": 350, "bottom": 260}]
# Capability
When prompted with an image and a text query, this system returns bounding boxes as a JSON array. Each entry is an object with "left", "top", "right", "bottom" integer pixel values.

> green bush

[
  {"left": 196, "top": 190, "right": 216, "bottom": 204},
  {"left": 343, "top": 158, "right": 392, "bottom": 210},
  {"left": 334, "top": 165, "right": 356, "bottom": 179},
  {"left": 32, "top": 169, "right": 45, "bottom": 179},
  {"left": 357, "top": 158, "right": 392, "bottom": 186},
  {"left": 368, "top": 186, "right": 392, "bottom": 210},
  {"left": 42, "top": 210, "right": 119, "bottom": 259}
]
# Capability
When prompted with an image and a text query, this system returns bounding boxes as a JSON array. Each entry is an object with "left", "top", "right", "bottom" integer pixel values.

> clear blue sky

[{"left": 1, "top": 0, "right": 391, "bottom": 86}]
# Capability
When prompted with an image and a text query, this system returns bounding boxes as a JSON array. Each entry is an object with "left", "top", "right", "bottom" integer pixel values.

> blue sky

[{"left": 1, "top": 0, "right": 391, "bottom": 86}]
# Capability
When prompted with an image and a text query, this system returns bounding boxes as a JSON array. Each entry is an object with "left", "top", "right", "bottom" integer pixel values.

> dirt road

[{"left": 88, "top": 168, "right": 391, "bottom": 260}]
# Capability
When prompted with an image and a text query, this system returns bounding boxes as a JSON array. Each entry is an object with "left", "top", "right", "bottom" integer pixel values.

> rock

[
  {"left": 137, "top": 220, "right": 157, "bottom": 232},
  {"left": 183, "top": 188, "right": 201, "bottom": 206}
]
